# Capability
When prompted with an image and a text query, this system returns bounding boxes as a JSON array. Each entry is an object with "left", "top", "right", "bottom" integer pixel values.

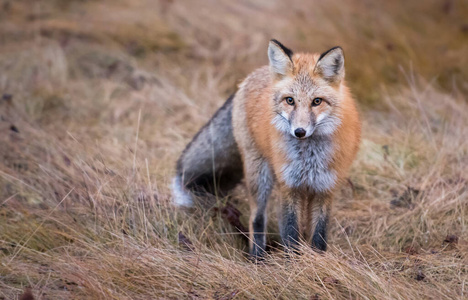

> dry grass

[{"left": 0, "top": 0, "right": 467, "bottom": 299}]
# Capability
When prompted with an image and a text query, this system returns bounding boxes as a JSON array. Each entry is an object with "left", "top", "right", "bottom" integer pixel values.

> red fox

[{"left": 173, "top": 40, "right": 361, "bottom": 257}]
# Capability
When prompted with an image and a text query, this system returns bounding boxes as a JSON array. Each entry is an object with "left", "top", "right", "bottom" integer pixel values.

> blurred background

[
  {"left": 0, "top": 1, "right": 467, "bottom": 299},
  {"left": 1, "top": 0, "right": 467, "bottom": 107}
]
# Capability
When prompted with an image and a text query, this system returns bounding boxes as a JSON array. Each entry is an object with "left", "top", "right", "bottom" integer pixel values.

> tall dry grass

[{"left": 0, "top": 0, "right": 467, "bottom": 299}]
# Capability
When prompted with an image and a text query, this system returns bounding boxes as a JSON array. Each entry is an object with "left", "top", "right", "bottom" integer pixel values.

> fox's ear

[
  {"left": 314, "top": 46, "right": 345, "bottom": 83},
  {"left": 268, "top": 39, "right": 294, "bottom": 78}
]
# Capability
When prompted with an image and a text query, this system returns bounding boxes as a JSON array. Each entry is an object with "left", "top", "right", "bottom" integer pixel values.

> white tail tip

[{"left": 171, "top": 176, "right": 194, "bottom": 207}]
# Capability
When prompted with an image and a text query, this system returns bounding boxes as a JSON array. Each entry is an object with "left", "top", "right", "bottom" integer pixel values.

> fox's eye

[
  {"left": 285, "top": 97, "right": 295, "bottom": 106},
  {"left": 312, "top": 98, "right": 322, "bottom": 106}
]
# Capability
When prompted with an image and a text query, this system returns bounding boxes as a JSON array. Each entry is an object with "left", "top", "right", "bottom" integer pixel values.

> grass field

[{"left": 0, "top": 0, "right": 467, "bottom": 299}]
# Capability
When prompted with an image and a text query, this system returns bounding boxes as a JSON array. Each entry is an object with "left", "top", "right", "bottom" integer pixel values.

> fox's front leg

[
  {"left": 245, "top": 155, "right": 273, "bottom": 258},
  {"left": 309, "top": 192, "right": 332, "bottom": 252},
  {"left": 279, "top": 188, "right": 301, "bottom": 251}
]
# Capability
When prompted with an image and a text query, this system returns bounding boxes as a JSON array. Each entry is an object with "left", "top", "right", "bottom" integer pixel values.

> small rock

[
  {"left": 19, "top": 288, "right": 34, "bottom": 300},
  {"left": 2, "top": 93, "right": 13, "bottom": 103},
  {"left": 415, "top": 270, "right": 425, "bottom": 281},
  {"left": 10, "top": 125, "right": 19, "bottom": 133},
  {"left": 444, "top": 234, "right": 459, "bottom": 244}
]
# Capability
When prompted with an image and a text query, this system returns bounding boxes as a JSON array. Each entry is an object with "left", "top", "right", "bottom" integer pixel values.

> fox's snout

[
  {"left": 291, "top": 125, "right": 314, "bottom": 139},
  {"left": 294, "top": 128, "right": 306, "bottom": 138},
  {"left": 291, "top": 121, "right": 315, "bottom": 139}
]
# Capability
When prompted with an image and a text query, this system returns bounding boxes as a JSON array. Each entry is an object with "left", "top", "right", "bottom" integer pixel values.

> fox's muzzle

[{"left": 290, "top": 124, "right": 315, "bottom": 139}]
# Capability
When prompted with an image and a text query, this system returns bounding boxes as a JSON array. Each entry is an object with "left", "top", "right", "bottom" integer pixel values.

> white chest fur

[{"left": 279, "top": 135, "right": 337, "bottom": 192}]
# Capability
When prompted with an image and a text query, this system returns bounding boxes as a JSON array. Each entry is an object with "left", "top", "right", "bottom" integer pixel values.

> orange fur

[
  {"left": 239, "top": 54, "right": 360, "bottom": 186},
  {"left": 232, "top": 42, "right": 361, "bottom": 254}
]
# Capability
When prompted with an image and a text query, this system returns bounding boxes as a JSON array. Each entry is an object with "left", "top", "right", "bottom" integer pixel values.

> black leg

[
  {"left": 246, "top": 158, "right": 273, "bottom": 259},
  {"left": 250, "top": 213, "right": 266, "bottom": 258},
  {"left": 311, "top": 210, "right": 328, "bottom": 252},
  {"left": 280, "top": 203, "right": 299, "bottom": 251}
]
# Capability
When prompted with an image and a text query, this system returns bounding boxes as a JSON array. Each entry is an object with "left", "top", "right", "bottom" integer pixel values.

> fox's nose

[{"left": 294, "top": 128, "right": 306, "bottom": 138}]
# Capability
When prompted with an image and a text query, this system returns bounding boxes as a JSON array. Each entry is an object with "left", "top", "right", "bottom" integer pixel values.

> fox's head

[{"left": 268, "top": 39, "right": 346, "bottom": 139}]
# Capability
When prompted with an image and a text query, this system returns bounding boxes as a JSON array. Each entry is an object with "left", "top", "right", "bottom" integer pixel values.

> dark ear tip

[
  {"left": 331, "top": 46, "right": 344, "bottom": 56},
  {"left": 329, "top": 46, "right": 344, "bottom": 53},
  {"left": 318, "top": 46, "right": 344, "bottom": 62},
  {"left": 269, "top": 39, "right": 294, "bottom": 59},
  {"left": 334, "top": 46, "right": 344, "bottom": 57},
  {"left": 269, "top": 39, "right": 281, "bottom": 46}
]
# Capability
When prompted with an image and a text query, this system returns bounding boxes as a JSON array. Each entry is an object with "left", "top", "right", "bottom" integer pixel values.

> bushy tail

[{"left": 172, "top": 95, "right": 243, "bottom": 207}]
